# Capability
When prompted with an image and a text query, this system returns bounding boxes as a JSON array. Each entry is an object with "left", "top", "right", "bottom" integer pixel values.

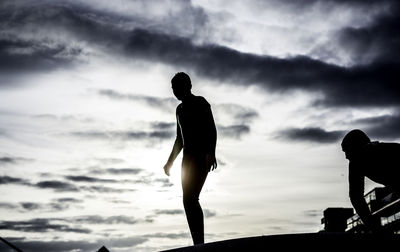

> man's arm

[
  {"left": 163, "top": 120, "right": 183, "bottom": 176},
  {"left": 348, "top": 162, "right": 380, "bottom": 230},
  {"left": 204, "top": 104, "right": 217, "bottom": 171}
]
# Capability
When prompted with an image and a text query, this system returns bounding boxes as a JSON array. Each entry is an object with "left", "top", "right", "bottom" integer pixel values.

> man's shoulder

[
  {"left": 367, "top": 141, "right": 400, "bottom": 150},
  {"left": 193, "top": 95, "right": 210, "bottom": 107},
  {"left": 176, "top": 103, "right": 183, "bottom": 113}
]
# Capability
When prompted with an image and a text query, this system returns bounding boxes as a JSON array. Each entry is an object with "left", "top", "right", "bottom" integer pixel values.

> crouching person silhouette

[
  {"left": 163, "top": 72, "right": 217, "bottom": 245},
  {"left": 341, "top": 129, "right": 400, "bottom": 231}
]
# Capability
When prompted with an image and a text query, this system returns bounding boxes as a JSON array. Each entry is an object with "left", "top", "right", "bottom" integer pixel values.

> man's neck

[{"left": 181, "top": 93, "right": 194, "bottom": 102}]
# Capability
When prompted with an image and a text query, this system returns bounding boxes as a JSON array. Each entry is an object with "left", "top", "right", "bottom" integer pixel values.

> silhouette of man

[
  {"left": 163, "top": 72, "right": 217, "bottom": 245},
  {"left": 341, "top": 129, "right": 400, "bottom": 231}
]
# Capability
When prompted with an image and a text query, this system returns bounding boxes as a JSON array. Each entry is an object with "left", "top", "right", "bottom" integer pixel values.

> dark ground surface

[{"left": 161, "top": 232, "right": 400, "bottom": 252}]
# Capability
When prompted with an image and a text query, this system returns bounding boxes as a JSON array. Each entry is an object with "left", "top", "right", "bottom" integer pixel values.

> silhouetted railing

[
  {"left": 322, "top": 187, "right": 400, "bottom": 233},
  {"left": 0, "top": 237, "right": 23, "bottom": 252},
  {"left": 346, "top": 187, "right": 400, "bottom": 233}
]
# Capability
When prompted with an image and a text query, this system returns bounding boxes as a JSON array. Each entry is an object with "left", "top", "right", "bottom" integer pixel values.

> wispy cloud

[
  {"left": 218, "top": 125, "right": 250, "bottom": 139},
  {"left": 0, "top": 157, "right": 18, "bottom": 164},
  {"left": 153, "top": 178, "right": 174, "bottom": 188},
  {"left": 215, "top": 103, "right": 259, "bottom": 124},
  {"left": 154, "top": 209, "right": 184, "bottom": 215},
  {"left": 277, "top": 127, "right": 345, "bottom": 143},
  {"left": 0, "top": 176, "right": 30, "bottom": 186},
  {"left": 35, "top": 180, "right": 79, "bottom": 192},
  {"left": 78, "top": 185, "right": 135, "bottom": 194},
  {"left": 97, "top": 89, "right": 177, "bottom": 112},
  {"left": 0, "top": 218, "right": 91, "bottom": 233},
  {"left": 144, "top": 232, "right": 189, "bottom": 240},
  {"left": 203, "top": 209, "right": 217, "bottom": 218},
  {"left": 152, "top": 208, "right": 216, "bottom": 218},
  {"left": 0, "top": 214, "right": 150, "bottom": 236},
  {"left": 71, "top": 215, "right": 139, "bottom": 225},
  {"left": 89, "top": 167, "right": 144, "bottom": 175},
  {"left": 95, "top": 89, "right": 258, "bottom": 140},
  {"left": 65, "top": 175, "right": 119, "bottom": 183},
  {"left": 353, "top": 113, "right": 400, "bottom": 140},
  {"left": 0, "top": 156, "right": 34, "bottom": 165},
  {"left": 0, "top": 175, "right": 136, "bottom": 194},
  {"left": 69, "top": 129, "right": 174, "bottom": 142}
]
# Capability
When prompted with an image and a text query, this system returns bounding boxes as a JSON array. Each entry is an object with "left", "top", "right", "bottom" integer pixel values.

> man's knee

[{"left": 183, "top": 194, "right": 198, "bottom": 208}]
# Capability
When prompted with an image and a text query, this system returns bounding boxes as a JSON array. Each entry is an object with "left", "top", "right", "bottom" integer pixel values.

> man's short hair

[
  {"left": 171, "top": 72, "right": 192, "bottom": 91},
  {"left": 341, "top": 129, "right": 371, "bottom": 152}
]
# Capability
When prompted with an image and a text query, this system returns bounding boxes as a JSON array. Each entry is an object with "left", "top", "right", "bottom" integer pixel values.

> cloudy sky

[{"left": 1, "top": 0, "right": 399, "bottom": 251}]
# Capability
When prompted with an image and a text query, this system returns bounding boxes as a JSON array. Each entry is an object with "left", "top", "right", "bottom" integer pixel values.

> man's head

[
  {"left": 171, "top": 72, "right": 192, "bottom": 100},
  {"left": 341, "top": 129, "right": 371, "bottom": 160}
]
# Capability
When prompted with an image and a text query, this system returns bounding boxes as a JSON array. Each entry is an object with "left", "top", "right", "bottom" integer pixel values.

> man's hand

[
  {"left": 364, "top": 215, "right": 383, "bottom": 233},
  {"left": 163, "top": 161, "right": 173, "bottom": 176},
  {"left": 206, "top": 154, "right": 217, "bottom": 172}
]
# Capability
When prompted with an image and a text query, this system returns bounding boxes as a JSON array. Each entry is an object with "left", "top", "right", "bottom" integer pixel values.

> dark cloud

[
  {"left": 152, "top": 208, "right": 215, "bottom": 218},
  {"left": 55, "top": 197, "right": 84, "bottom": 204},
  {"left": 154, "top": 209, "right": 184, "bottom": 215},
  {"left": 65, "top": 175, "right": 118, "bottom": 183},
  {"left": 0, "top": 157, "right": 17, "bottom": 164},
  {"left": 154, "top": 178, "right": 174, "bottom": 188},
  {"left": 72, "top": 215, "right": 138, "bottom": 225},
  {"left": 48, "top": 197, "right": 83, "bottom": 211},
  {"left": 303, "top": 209, "right": 322, "bottom": 218},
  {"left": 18, "top": 201, "right": 71, "bottom": 212},
  {"left": 203, "top": 209, "right": 217, "bottom": 218},
  {"left": 0, "top": 156, "right": 34, "bottom": 165},
  {"left": 0, "top": 176, "right": 30, "bottom": 185},
  {"left": 0, "top": 202, "right": 18, "bottom": 209},
  {"left": 234, "top": 110, "right": 258, "bottom": 123},
  {"left": 215, "top": 103, "right": 259, "bottom": 123},
  {"left": 337, "top": 1, "right": 400, "bottom": 64},
  {"left": 0, "top": 214, "right": 146, "bottom": 238},
  {"left": 0, "top": 218, "right": 91, "bottom": 233},
  {"left": 353, "top": 113, "right": 400, "bottom": 140},
  {"left": 79, "top": 185, "right": 135, "bottom": 193},
  {"left": 0, "top": 1, "right": 118, "bottom": 85},
  {"left": 274, "top": 0, "right": 391, "bottom": 9},
  {"left": 0, "top": 198, "right": 82, "bottom": 213},
  {"left": 90, "top": 168, "right": 144, "bottom": 175},
  {"left": 1, "top": 175, "right": 130, "bottom": 194},
  {"left": 20, "top": 202, "right": 40, "bottom": 211},
  {"left": 2, "top": 0, "right": 398, "bottom": 107},
  {"left": 278, "top": 127, "right": 345, "bottom": 143},
  {"left": 97, "top": 89, "right": 177, "bottom": 112},
  {"left": 218, "top": 125, "right": 250, "bottom": 139},
  {"left": 151, "top": 122, "right": 175, "bottom": 130},
  {"left": 144, "top": 232, "right": 189, "bottom": 240},
  {"left": 125, "top": 28, "right": 400, "bottom": 108},
  {"left": 0, "top": 38, "right": 82, "bottom": 74},
  {"left": 35, "top": 180, "right": 79, "bottom": 192}
]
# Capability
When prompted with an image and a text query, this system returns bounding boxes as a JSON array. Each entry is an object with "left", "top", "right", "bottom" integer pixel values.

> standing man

[
  {"left": 341, "top": 129, "right": 400, "bottom": 231},
  {"left": 163, "top": 72, "right": 217, "bottom": 245}
]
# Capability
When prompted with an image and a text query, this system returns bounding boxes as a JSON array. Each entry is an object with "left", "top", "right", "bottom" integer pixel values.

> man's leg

[{"left": 182, "top": 154, "right": 208, "bottom": 245}]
